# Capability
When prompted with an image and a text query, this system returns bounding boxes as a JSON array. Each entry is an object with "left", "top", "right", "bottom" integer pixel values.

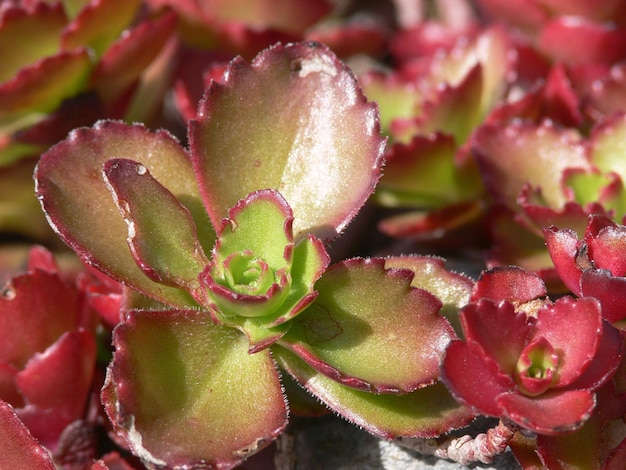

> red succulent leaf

[
  {"left": 441, "top": 339, "right": 516, "bottom": 417},
  {"left": 189, "top": 41, "right": 385, "bottom": 241},
  {"left": 471, "top": 266, "right": 546, "bottom": 304},
  {"left": 0, "top": 269, "right": 78, "bottom": 370},
  {"left": 35, "top": 121, "right": 208, "bottom": 307},
  {"left": 572, "top": 321, "right": 623, "bottom": 391},
  {"left": 580, "top": 269, "right": 626, "bottom": 323},
  {"left": 91, "top": 11, "right": 177, "bottom": 105},
  {"left": 102, "top": 308, "right": 288, "bottom": 468},
  {"left": 532, "top": 297, "right": 603, "bottom": 388},
  {"left": 524, "top": 377, "right": 626, "bottom": 467},
  {"left": 538, "top": 17, "right": 626, "bottom": 66},
  {"left": 280, "top": 258, "right": 454, "bottom": 393},
  {"left": 587, "top": 223, "right": 626, "bottom": 276},
  {"left": 497, "top": 389, "right": 595, "bottom": 435},
  {"left": 15, "top": 330, "right": 96, "bottom": 448},
  {"left": 541, "top": 64, "right": 584, "bottom": 126},
  {"left": 585, "top": 64, "right": 626, "bottom": 119},
  {"left": 544, "top": 225, "right": 583, "bottom": 294},
  {"left": 16, "top": 330, "right": 95, "bottom": 419},
  {"left": 473, "top": 121, "right": 590, "bottom": 211},
  {"left": 0, "top": 401, "right": 55, "bottom": 470},
  {"left": 61, "top": 0, "right": 142, "bottom": 57},
  {"left": 459, "top": 300, "right": 533, "bottom": 376}
]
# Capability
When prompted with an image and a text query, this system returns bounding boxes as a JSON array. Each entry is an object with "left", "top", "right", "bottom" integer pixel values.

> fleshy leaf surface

[
  {"left": 0, "top": 401, "right": 55, "bottom": 470},
  {"left": 103, "top": 158, "right": 209, "bottom": 293},
  {"left": 35, "top": 121, "right": 211, "bottom": 307},
  {"left": 0, "top": 3, "right": 66, "bottom": 83},
  {"left": 473, "top": 121, "right": 590, "bottom": 210},
  {"left": 280, "top": 258, "right": 454, "bottom": 393},
  {"left": 274, "top": 347, "right": 474, "bottom": 439},
  {"left": 61, "top": 0, "right": 141, "bottom": 57},
  {"left": 189, "top": 41, "right": 385, "bottom": 240},
  {"left": 102, "top": 309, "right": 288, "bottom": 468}
]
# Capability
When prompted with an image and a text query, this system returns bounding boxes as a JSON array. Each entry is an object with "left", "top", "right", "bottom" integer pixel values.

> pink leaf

[
  {"left": 497, "top": 389, "right": 595, "bottom": 434},
  {"left": 0, "top": 401, "right": 55, "bottom": 470},
  {"left": 441, "top": 339, "right": 515, "bottom": 417}
]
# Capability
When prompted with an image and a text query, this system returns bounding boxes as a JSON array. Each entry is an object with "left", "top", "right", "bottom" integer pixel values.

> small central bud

[
  {"left": 515, "top": 337, "right": 559, "bottom": 397},
  {"left": 223, "top": 251, "right": 273, "bottom": 295}
]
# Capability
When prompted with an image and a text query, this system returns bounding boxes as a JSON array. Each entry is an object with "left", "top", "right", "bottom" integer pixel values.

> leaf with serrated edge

[
  {"left": 35, "top": 121, "right": 212, "bottom": 307},
  {"left": 102, "top": 309, "right": 288, "bottom": 468},
  {"left": 274, "top": 347, "right": 474, "bottom": 438},
  {"left": 189, "top": 41, "right": 385, "bottom": 241},
  {"left": 279, "top": 258, "right": 455, "bottom": 393}
]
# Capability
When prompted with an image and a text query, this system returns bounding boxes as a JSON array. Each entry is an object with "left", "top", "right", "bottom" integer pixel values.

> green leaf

[
  {"left": 35, "top": 121, "right": 211, "bottom": 307},
  {"left": 0, "top": 3, "right": 65, "bottom": 84},
  {"left": 280, "top": 258, "right": 455, "bottom": 393},
  {"left": 216, "top": 189, "right": 293, "bottom": 271},
  {"left": 274, "top": 347, "right": 474, "bottom": 438},
  {"left": 102, "top": 309, "right": 288, "bottom": 468},
  {"left": 189, "top": 41, "right": 386, "bottom": 241},
  {"left": 384, "top": 256, "right": 472, "bottom": 338},
  {"left": 0, "top": 50, "right": 91, "bottom": 130},
  {"left": 103, "top": 158, "right": 209, "bottom": 294},
  {"left": 61, "top": 0, "right": 142, "bottom": 58}
]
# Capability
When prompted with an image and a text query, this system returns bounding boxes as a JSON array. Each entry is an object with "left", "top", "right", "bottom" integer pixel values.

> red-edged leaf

[
  {"left": 102, "top": 309, "right": 288, "bottom": 468},
  {"left": 497, "top": 389, "right": 595, "bottom": 435},
  {"left": 473, "top": 121, "right": 590, "bottom": 210},
  {"left": 572, "top": 321, "right": 623, "bottom": 391},
  {"left": 0, "top": 2, "right": 66, "bottom": 83},
  {"left": 532, "top": 297, "right": 603, "bottom": 388},
  {"left": 581, "top": 269, "right": 626, "bottom": 323},
  {"left": 189, "top": 41, "right": 385, "bottom": 241},
  {"left": 384, "top": 255, "right": 473, "bottom": 337},
  {"left": 471, "top": 266, "right": 546, "bottom": 303},
  {"left": 587, "top": 223, "right": 626, "bottom": 277},
  {"left": 377, "top": 201, "right": 484, "bottom": 239},
  {"left": 280, "top": 258, "right": 453, "bottom": 393},
  {"left": 61, "top": 0, "right": 141, "bottom": 57},
  {"left": 103, "top": 158, "right": 210, "bottom": 293},
  {"left": 91, "top": 11, "right": 176, "bottom": 104},
  {"left": 375, "top": 133, "right": 481, "bottom": 208},
  {"left": 35, "top": 121, "right": 210, "bottom": 307},
  {"left": 544, "top": 225, "right": 583, "bottom": 294},
  {"left": 0, "top": 401, "right": 55, "bottom": 470},
  {"left": 459, "top": 300, "right": 532, "bottom": 376},
  {"left": 440, "top": 339, "right": 515, "bottom": 417},
  {"left": 0, "top": 49, "right": 91, "bottom": 127},
  {"left": 274, "top": 347, "right": 474, "bottom": 439}
]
